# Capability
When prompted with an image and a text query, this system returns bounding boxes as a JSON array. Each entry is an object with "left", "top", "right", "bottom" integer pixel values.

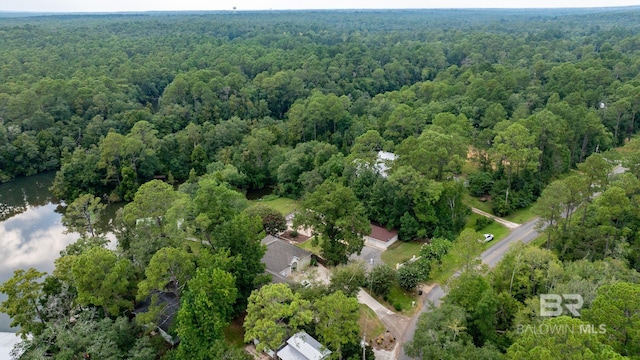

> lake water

[{"left": 0, "top": 173, "right": 124, "bottom": 333}]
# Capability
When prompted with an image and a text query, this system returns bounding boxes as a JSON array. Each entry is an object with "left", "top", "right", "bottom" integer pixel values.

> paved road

[
  {"left": 397, "top": 216, "right": 541, "bottom": 360},
  {"left": 397, "top": 164, "right": 628, "bottom": 359}
]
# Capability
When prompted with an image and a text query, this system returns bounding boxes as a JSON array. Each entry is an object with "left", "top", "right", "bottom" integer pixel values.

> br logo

[{"left": 540, "top": 294, "right": 584, "bottom": 317}]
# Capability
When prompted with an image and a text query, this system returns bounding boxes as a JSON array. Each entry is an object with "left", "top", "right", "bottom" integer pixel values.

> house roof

[
  {"left": 133, "top": 289, "right": 180, "bottom": 335},
  {"left": 368, "top": 224, "right": 398, "bottom": 242},
  {"left": 261, "top": 235, "right": 311, "bottom": 275},
  {"left": 277, "top": 332, "right": 331, "bottom": 360}
]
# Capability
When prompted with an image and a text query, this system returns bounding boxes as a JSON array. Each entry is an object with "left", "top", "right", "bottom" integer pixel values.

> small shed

[
  {"left": 277, "top": 331, "right": 331, "bottom": 360},
  {"left": 364, "top": 223, "right": 399, "bottom": 250}
]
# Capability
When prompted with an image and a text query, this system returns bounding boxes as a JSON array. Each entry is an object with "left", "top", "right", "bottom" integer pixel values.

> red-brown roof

[{"left": 368, "top": 224, "right": 398, "bottom": 242}]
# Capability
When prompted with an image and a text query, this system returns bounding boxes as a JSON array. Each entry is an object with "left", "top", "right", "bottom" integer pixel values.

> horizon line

[{"left": 1, "top": 5, "right": 639, "bottom": 14}]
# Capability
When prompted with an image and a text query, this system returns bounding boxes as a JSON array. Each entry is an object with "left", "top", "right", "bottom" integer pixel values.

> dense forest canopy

[{"left": 2, "top": 8, "right": 640, "bottom": 359}]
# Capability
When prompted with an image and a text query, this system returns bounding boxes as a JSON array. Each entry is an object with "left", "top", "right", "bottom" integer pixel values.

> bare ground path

[{"left": 471, "top": 207, "right": 521, "bottom": 229}]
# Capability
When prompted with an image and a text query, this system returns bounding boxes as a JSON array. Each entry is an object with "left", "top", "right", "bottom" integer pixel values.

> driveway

[{"left": 350, "top": 245, "right": 383, "bottom": 270}]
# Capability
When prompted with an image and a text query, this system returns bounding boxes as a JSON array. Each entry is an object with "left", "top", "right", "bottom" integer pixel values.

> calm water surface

[{"left": 0, "top": 173, "right": 118, "bottom": 332}]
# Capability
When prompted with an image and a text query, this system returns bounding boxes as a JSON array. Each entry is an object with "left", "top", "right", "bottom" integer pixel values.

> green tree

[
  {"left": 445, "top": 272, "right": 497, "bottom": 346},
  {"left": 491, "top": 122, "right": 541, "bottom": 212},
  {"left": 467, "top": 172, "right": 494, "bottom": 197},
  {"left": 0, "top": 268, "right": 47, "bottom": 338},
  {"left": 294, "top": 179, "right": 370, "bottom": 265},
  {"left": 119, "top": 179, "right": 184, "bottom": 268},
  {"left": 243, "top": 204, "right": 287, "bottom": 236},
  {"left": 507, "top": 316, "right": 625, "bottom": 360},
  {"left": 398, "top": 261, "right": 429, "bottom": 291},
  {"left": 490, "top": 245, "right": 562, "bottom": 302},
  {"left": 583, "top": 282, "right": 640, "bottom": 357},
  {"left": 190, "top": 176, "right": 248, "bottom": 244},
  {"left": 593, "top": 186, "right": 632, "bottom": 257},
  {"left": 61, "top": 193, "right": 106, "bottom": 238},
  {"left": 72, "top": 247, "right": 135, "bottom": 317},
  {"left": 367, "top": 264, "right": 396, "bottom": 298},
  {"left": 175, "top": 268, "right": 238, "bottom": 359},
  {"left": 209, "top": 213, "right": 267, "bottom": 308},
  {"left": 420, "top": 237, "right": 452, "bottom": 264},
  {"left": 404, "top": 303, "right": 502, "bottom": 359},
  {"left": 329, "top": 261, "right": 366, "bottom": 297},
  {"left": 396, "top": 128, "right": 467, "bottom": 181},
  {"left": 533, "top": 179, "right": 569, "bottom": 249},
  {"left": 243, "top": 284, "right": 313, "bottom": 353},
  {"left": 448, "top": 228, "right": 484, "bottom": 272},
  {"left": 314, "top": 291, "right": 360, "bottom": 358},
  {"left": 137, "top": 247, "right": 196, "bottom": 301},
  {"left": 15, "top": 311, "right": 156, "bottom": 360},
  {"left": 399, "top": 211, "right": 421, "bottom": 241}
]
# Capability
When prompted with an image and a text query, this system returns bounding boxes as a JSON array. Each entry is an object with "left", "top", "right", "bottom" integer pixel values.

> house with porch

[{"left": 261, "top": 235, "right": 312, "bottom": 283}]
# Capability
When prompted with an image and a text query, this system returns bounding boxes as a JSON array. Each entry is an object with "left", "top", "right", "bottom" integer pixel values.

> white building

[
  {"left": 364, "top": 223, "right": 399, "bottom": 250},
  {"left": 277, "top": 332, "right": 331, "bottom": 360}
]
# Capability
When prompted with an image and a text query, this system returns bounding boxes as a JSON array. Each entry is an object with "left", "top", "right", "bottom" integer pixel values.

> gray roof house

[
  {"left": 277, "top": 332, "right": 331, "bottom": 360},
  {"left": 261, "top": 235, "right": 312, "bottom": 283}
]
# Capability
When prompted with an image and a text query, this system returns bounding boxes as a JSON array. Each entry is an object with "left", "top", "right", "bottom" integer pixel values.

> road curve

[{"left": 397, "top": 216, "right": 541, "bottom": 360}]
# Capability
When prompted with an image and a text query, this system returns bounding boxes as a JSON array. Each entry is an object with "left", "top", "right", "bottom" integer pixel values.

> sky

[{"left": 0, "top": 0, "right": 639, "bottom": 12}]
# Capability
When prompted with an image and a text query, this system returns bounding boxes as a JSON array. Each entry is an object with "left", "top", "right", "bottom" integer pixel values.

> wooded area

[{"left": 1, "top": 8, "right": 640, "bottom": 359}]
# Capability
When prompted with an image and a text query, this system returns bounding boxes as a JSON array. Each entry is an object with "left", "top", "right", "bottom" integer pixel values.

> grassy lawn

[
  {"left": 387, "top": 285, "right": 419, "bottom": 316},
  {"left": 462, "top": 193, "right": 493, "bottom": 214},
  {"left": 381, "top": 241, "right": 424, "bottom": 267},
  {"left": 431, "top": 254, "right": 464, "bottom": 284},
  {"left": 463, "top": 193, "right": 539, "bottom": 225},
  {"left": 359, "top": 304, "right": 385, "bottom": 339},
  {"left": 503, "top": 205, "right": 537, "bottom": 224},
  {"left": 367, "top": 285, "right": 420, "bottom": 317},
  {"left": 464, "top": 213, "right": 510, "bottom": 245},
  {"left": 529, "top": 233, "right": 547, "bottom": 248},
  {"left": 463, "top": 212, "right": 483, "bottom": 229},
  {"left": 297, "top": 238, "right": 322, "bottom": 256},
  {"left": 249, "top": 195, "right": 301, "bottom": 215},
  {"left": 481, "top": 222, "right": 510, "bottom": 247},
  {"left": 432, "top": 217, "right": 511, "bottom": 284},
  {"left": 224, "top": 319, "right": 245, "bottom": 348}
]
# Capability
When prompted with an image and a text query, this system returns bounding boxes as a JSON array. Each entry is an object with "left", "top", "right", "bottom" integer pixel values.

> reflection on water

[
  {"left": 0, "top": 203, "right": 79, "bottom": 332},
  {"left": 0, "top": 172, "right": 54, "bottom": 222},
  {"left": 0, "top": 174, "right": 75, "bottom": 332},
  {"left": 0, "top": 174, "right": 119, "bottom": 332}
]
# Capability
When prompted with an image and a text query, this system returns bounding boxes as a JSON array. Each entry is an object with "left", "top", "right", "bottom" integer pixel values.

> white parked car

[{"left": 483, "top": 233, "right": 494, "bottom": 242}]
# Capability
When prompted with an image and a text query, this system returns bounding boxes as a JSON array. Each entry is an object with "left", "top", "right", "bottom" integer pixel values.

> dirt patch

[
  {"left": 369, "top": 330, "right": 397, "bottom": 351},
  {"left": 244, "top": 344, "right": 271, "bottom": 360},
  {"left": 279, "top": 230, "right": 310, "bottom": 243}
]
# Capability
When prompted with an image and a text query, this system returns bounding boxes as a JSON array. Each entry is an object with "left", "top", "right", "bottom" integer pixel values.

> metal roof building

[{"left": 276, "top": 332, "right": 331, "bottom": 360}]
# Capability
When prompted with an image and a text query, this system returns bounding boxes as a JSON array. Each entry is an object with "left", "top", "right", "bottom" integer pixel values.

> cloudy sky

[{"left": 0, "top": 0, "right": 638, "bottom": 12}]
